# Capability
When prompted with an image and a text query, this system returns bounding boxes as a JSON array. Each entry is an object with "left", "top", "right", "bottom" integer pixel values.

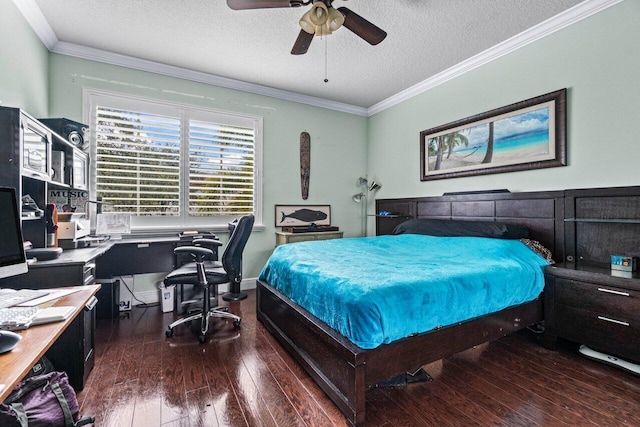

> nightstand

[
  {"left": 275, "top": 230, "right": 343, "bottom": 246},
  {"left": 544, "top": 264, "right": 640, "bottom": 363}
]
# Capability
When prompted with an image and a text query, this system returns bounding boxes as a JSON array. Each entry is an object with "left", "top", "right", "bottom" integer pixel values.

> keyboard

[
  {"left": 0, "top": 306, "right": 38, "bottom": 331},
  {"left": 0, "top": 289, "right": 50, "bottom": 309}
]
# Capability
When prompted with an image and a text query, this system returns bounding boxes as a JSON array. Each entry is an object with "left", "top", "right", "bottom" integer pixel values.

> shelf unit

[
  {"left": 0, "top": 106, "right": 89, "bottom": 248},
  {"left": 563, "top": 187, "right": 640, "bottom": 268},
  {"left": 544, "top": 186, "right": 640, "bottom": 364},
  {"left": 47, "top": 129, "right": 88, "bottom": 191},
  {"left": 0, "top": 107, "right": 51, "bottom": 247}
]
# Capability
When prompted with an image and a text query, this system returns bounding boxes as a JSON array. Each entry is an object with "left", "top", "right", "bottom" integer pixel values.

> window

[{"left": 84, "top": 90, "right": 262, "bottom": 232}]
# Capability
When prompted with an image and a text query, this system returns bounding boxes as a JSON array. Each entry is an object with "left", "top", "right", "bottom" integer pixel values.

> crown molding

[
  {"left": 14, "top": 1, "right": 368, "bottom": 117},
  {"left": 367, "top": 0, "right": 623, "bottom": 116},
  {"left": 16, "top": 0, "right": 621, "bottom": 118},
  {"left": 50, "top": 41, "right": 369, "bottom": 116},
  {"left": 12, "top": 0, "right": 57, "bottom": 49}
]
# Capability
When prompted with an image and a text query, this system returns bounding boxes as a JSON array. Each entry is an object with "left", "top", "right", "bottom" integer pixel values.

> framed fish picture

[{"left": 275, "top": 205, "right": 331, "bottom": 227}]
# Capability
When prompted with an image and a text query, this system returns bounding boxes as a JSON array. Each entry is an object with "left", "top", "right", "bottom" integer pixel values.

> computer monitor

[{"left": 0, "top": 187, "right": 28, "bottom": 279}]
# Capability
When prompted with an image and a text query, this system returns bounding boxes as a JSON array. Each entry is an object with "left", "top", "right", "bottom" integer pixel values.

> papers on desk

[
  {"left": 31, "top": 306, "right": 76, "bottom": 325},
  {"left": 16, "top": 289, "right": 80, "bottom": 307}
]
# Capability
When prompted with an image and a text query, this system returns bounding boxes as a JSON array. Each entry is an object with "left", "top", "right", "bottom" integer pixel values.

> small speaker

[{"left": 39, "top": 118, "right": 89, "bottom": 149}]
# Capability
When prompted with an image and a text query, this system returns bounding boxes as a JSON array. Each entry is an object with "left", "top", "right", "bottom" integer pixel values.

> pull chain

[{"left": 324, "top": 36, "right": 329, "bottom": 83}]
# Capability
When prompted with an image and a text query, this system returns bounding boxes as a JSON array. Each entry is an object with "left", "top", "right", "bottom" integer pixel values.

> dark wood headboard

[
  {"left": 564, "top": 186, "right": 640, "bottom": 269},
  {"left": 376, "top": 190, "right": 566, "bottom": 262}
]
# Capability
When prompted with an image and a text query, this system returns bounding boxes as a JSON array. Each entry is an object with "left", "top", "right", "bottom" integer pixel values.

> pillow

[
  {"left": 392, "top": 218, "right": 529, "bottom": 240},
  {"left": 520, "top": 238, "right": 554, "bottom": 263}
]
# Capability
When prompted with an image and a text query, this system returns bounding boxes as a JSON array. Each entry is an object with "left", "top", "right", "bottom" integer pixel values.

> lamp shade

[
  {"left": 327, "top": 6, "right": 345, "bottom": 32},
  {"left": 315, "top": 21, "right": 332, "bottom": 36},
  {"left": 352, "top": 193, "right": 364, "bottom": 203},
  {"left": 309, "top": 2, "right": 329, "bottom": 26},
  {"left": 299, "top": 10, "right": 316, "bottom": 34}
]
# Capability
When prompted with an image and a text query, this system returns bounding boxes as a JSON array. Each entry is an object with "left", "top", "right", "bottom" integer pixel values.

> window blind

[
  {"left": 189, "top": 120, "right": 255, "bottom": 216},
  {"left": 87, "top": 89, "right": 262, "bottom": 231},
  {"left": 95, "top": 106, "right": 181, "bottom": 216}
]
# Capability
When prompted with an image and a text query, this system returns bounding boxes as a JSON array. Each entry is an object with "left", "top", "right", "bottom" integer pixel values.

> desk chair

[
  {"left": 175, "top": 237, "right": 222, "bottom": 314},
  {"left": 164, "top": 214, "right": 254, "bottom": 343},
  {"left": 222, "top": 218, "right": 248, "bottom": 301}
]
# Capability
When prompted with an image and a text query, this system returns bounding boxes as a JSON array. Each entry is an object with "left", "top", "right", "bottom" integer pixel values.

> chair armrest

[
  {"left": 193, "top": 238, "right": 223, "bottom": 247},
  {"left": 174, "top": 246, "right": 213, "bottom": 259}
]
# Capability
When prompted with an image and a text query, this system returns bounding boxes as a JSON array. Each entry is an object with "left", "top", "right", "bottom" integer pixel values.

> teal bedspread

[{"left": 259, "top": 234, "right": 549, "bottom": 349}]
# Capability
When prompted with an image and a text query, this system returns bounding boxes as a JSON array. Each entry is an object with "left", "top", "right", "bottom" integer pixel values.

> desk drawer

[
  {"left": 555, "top": 304, "right": 640, "bottom": 362},
  {"left": 555, "top": 278, "right": 639, "bottom": 319},
  {"left": 83, "top": 262, "right": 96, "bottom": 286}
]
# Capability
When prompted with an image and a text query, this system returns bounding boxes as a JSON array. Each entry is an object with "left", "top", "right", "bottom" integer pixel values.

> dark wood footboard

[{"left": 256, "top": 279, "right": 543, "bottom": 426}]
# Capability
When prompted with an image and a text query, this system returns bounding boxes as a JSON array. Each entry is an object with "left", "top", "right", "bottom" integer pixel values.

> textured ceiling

[{"left": 32, "top": 0, "right": 586, "bottom": 109}]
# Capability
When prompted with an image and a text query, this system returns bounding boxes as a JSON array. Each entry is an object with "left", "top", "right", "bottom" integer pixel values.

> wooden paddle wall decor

[{"left": 300, "top": 131, "right": 310, "bottom": 200}]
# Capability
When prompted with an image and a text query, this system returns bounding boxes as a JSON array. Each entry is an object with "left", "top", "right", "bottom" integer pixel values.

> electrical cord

[{"left": 118, "top": 275, "right": 160, "bottom": 308}]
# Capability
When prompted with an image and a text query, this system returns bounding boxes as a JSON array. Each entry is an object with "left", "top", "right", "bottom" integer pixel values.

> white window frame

[{"left": 83, "top": 88, "right": 263, "bottom": 233}]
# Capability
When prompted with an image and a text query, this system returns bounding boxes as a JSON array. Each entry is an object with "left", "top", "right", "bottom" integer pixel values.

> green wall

[
  {"left": 368, "top": 0, "right": 640, "bottom": 204},
  {"left": 4, "top": 0, "right": 639, "bottom": 286},
  {"left": 0, "top": 0, "right": 49, "bottom": 116},
  {"left": 1, "top": 1, "right": 368, "bottom": 284},
  {"left": 46, "top": 55, "right": 368, "bottom": 280}
]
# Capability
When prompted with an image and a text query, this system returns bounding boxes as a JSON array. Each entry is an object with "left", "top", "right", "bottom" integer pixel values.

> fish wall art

[{"left": 275, "top": 205, "right": 331, "bottom": 227}]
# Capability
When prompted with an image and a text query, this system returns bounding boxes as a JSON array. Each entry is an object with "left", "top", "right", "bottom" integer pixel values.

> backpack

[
  {"left": 0, "top": 371, "right": 94, "bottom": 426},
  {"left": 23, "top": 356, "right": 55, "bottom": 380}
]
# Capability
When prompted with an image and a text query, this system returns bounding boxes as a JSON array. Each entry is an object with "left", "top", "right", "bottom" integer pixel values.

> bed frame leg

[{"left": 347, "top": 363, "right": 366, "bottom": 426}]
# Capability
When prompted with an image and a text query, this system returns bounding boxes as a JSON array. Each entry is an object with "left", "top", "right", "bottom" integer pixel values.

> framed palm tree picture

[{"left": 420, "top": 89, "right": 566, "bottom": 181}]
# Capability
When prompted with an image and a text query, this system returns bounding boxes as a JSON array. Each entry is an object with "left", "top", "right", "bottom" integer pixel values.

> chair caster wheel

[
  {"left": 233, "top": 319, "right": 241, "bottom": 328},
  {"left": 198, "top": 335, "right": 206, "bottom": 343},
  {"left": 166, "top": 328, "right": 174, "bottom": 337}
]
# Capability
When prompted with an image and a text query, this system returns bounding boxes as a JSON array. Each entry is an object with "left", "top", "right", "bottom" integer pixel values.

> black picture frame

[
  {"left": 420, "top": 89, "right": 567, "bottom": 181},
  {"left": 275, "top": 205, "right": 331, "bottom": 227}
]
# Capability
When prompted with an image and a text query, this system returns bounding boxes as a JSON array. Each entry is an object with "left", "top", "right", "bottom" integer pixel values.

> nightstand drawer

[
  {"left": 555, "top": 278, "right": 639, "bottom": 320},
  {"left": 555, "top": 304, "right": 640, "bottom": 362}
]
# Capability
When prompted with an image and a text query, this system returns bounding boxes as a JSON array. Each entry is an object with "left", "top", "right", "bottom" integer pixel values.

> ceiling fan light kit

[
  {"left": 299, "top": 2, "right": 345, "bottom": 35},
  {"left": 227, "top": 0, "right": 386, "bottom": 55},
  {"left": 307, "top": 2, "right": 328, "bottom": 27}
]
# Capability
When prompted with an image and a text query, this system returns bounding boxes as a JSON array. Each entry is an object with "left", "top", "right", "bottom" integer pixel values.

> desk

[
  {"left": 0, "top": 236, "right": 190, "bottom": 321},
  {"left": 0, "top": 243, "right": 112, "bottom": 289},
  {"left": 0, "top": 285, "right": 100, "bottom": 402},
  {"left": 0, "top": 237, "right": 180, "bottom": 289}
]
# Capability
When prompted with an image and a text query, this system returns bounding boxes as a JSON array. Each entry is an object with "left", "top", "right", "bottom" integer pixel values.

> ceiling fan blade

[
  {"left": 291, "top": 30, "right": 314, "bottom": 55},
  {"left": 337, "top": 7, "right": 387, "bottom": 45},
  {"left": 227, "top": 0, "right": 302, "bottom": 10}
]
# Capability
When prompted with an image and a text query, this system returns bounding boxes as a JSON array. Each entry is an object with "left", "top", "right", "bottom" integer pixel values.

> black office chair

[
  {"left": 174, "top": 237, "right": 222, "bottom": 314},
  {"left": 164, "top": 214, "right": 254, "bottom": 343}
]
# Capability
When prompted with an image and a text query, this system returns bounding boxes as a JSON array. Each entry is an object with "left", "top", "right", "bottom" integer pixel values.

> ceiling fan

[{"left": 226, "top": 0, "right": 387, "bottom": 55}]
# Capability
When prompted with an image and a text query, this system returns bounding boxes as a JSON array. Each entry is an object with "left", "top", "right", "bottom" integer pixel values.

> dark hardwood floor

[{"left": 78, "top": 290, "right": 640, "bottom": 426}]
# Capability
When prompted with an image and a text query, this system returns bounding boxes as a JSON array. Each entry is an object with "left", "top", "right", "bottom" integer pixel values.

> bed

[{"left": 256, "top": 190, "right": 564, "bottom": 426}]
